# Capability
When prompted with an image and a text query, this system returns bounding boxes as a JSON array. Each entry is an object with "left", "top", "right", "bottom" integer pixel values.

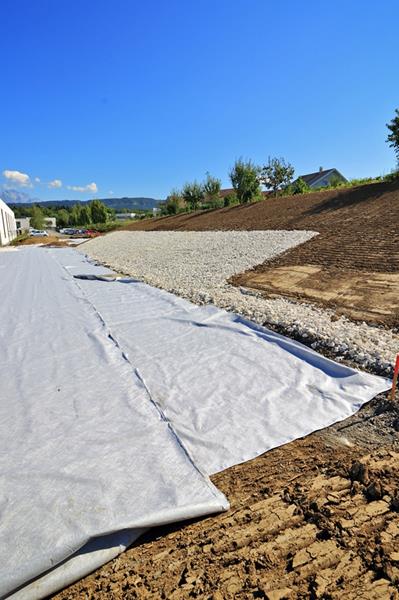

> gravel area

[{"left": 82, "top": 231, "right": 398, "bottom": 375}]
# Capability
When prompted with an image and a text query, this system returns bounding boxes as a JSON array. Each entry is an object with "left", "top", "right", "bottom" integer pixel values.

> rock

[
  {"left": 349, "top": 461, "right": 369, "bottom": 484},
  {"left": 365, "top": 481, "right": 383, "bottom": 501}
]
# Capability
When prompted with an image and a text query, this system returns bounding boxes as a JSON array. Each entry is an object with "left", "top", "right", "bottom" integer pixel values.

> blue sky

[{"left": 1, "top": 0, "right": 398, "bottom": 201}]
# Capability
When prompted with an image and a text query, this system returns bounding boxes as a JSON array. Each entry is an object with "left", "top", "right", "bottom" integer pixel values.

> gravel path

[{"left": 82, "top": 231, "right": 398, "bottom": 374}]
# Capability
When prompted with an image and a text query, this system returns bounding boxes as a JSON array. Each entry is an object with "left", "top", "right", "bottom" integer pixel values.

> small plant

[
  {"left": 386, "top": 108, "right": 399, "bottom": 164},
  {"left": 223, "top": 192, "right": 238, "bottom": 207},
  {"left": 383, "top": 169, "right": 399, "bottom": 182},
  {"left": 203, "top": 172, "right": 221, "bottom": 202},
  {"left": 291, "top": 177, "right": 310, "bottom": 195}
]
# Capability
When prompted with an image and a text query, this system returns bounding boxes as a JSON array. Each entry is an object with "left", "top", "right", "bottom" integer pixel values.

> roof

[{"left": 297, "top": 168, "right": 347, "bottom": 187}]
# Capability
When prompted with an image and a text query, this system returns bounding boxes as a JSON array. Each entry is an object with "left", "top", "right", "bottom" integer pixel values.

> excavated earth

[
  {"left": 125, "top": 181, "right": 399, "bottom": 327},
  {"left": 56, "top": 394, "right": 399, "bottom": 600},
  {"left": 54, "top": 182, "right": 399, "bottom": 599}
]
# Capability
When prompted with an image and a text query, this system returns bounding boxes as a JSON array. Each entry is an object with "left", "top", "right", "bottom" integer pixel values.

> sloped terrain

[{"left": 126, "top": 181, "right": 399, "bottom": 326}]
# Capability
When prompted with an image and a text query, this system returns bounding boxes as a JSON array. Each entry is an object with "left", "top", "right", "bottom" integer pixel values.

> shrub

[
  {"left": 291, "top": 177, "right": 310, "bottom": 195},
  {"left": 383, "top": 169, "right": 399, "bottom": 182},
  {"left": 223, "top": 192, "right": 238, "bottom": 207},
  {"left": 203, "top": 173, "right": 221, "bottom": 203},
  {"left": 229, "top": 159, "right": 261, "bottom": 204},
  {"left": 386, "top": 108, "right": 399, "bottom": 163}
]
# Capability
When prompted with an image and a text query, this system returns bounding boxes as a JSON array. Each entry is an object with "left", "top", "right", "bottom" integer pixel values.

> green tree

[
  {"left": 164, "top": 189, "right": 185, "bottom": 214},
  {"left": 182, "top": 182, "right": 204, "bottom": 211},
  {"left": 30, "top": 205, "right": 45, "bottom": 229},
  {"left": 69, "top": 204, "right": 81, "bottom": 226},
  {"left": 260, "top": 157, "right": 295, "bottom": 196},
  {"left": 292, "top": 177, "right": 310, "bottom": 195},
  {"left": 57, "top": 209, "right": 70, "bottom": 227},
  {"left": 229, "top": 159, "right": 260, "bottom": 204},
  {"left": 386, "top": 108, "right": 399, "bottom": 163},
  {"left": 78, "top": 204, "right": 92, "bottom": 225},
  {"left": 203, "top": 172, "right": 221, "bottom": 202},
  {"left": 89, "top": 200, "right": 108, "bottom": 223}
]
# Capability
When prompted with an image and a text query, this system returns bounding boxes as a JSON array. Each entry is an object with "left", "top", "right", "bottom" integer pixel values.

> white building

[
  {"left": 0, "top": 199, "right": 17, "bottom": 246},
  {"left": 294, "top": 167, "right": 347, "bottom": 189},
  {"left": 15, "top": 216, "right": 57, "bottom": 232},
  {"left": 115, "top": 213, "right": 137, "bottom": 220}
]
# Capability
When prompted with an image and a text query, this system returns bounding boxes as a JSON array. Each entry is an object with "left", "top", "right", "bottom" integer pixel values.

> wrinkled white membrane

[{"left": 1, "top": 247, "right": 390, "bottom": 599}]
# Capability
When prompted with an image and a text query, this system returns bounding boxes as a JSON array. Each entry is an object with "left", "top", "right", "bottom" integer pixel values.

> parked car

[
  {"left": 30, "top": 229, "right": 49, "bottom": 237},
  {"left": 59, "top": 228, "right": 79, "bottom": 235}
]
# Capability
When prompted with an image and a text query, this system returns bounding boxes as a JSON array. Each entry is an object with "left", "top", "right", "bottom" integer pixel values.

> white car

[{"left": 29, "top": 229, "right": 49, "bottom": 237}]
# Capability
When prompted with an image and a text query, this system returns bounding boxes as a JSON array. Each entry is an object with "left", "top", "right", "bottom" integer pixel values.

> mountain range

[{"left": 1, "top": 188, "right": 162, "bottom": 211}]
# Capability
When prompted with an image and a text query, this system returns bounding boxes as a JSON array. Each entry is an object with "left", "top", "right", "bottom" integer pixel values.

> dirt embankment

[
  {"left": 55, "top": 393, "right": 399, "bottom": 600},
  {"left": 126, "top": 182, "right": 399, "bottom": 326}
]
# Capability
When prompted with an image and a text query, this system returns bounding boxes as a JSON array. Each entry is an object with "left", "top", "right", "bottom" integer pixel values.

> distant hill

[{"left": 6, "top": 196, "right": 163, "bottom": 211}]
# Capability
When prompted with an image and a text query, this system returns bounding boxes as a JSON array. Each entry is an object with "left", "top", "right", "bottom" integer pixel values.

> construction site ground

[
  {"left": 56, "top": 392, "right": 399, "bottom": 600},
  {"left": 55, "top": 181, "right": 399, "bottom": 599},
  {"left": 126, "top": 181, "right": 399, "bottom": 327}
]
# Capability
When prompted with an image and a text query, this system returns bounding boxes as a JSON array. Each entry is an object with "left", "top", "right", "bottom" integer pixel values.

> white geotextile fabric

[
  {"left": 0, "top": 247, "right": 391, "bottom": 598},
  {"left": 0, "top": 248, "right": 227, "bottom": 599},
  {"left": 61, "top": 249, "right": 390, "bottom": 474}
]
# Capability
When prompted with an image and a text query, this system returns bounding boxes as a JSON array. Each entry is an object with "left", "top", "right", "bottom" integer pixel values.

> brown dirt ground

[
  {"left": 126, "top": 181, "right": 399, "bottom": 326},
  {"left": 52, "top": 183, "right": 399, "bottom": 598},
  {"left": 55, "top": 391, "right": 399, "bottom": 600},
  {"left": 13, "top": 235, "right": 60, "bottom": 245}
]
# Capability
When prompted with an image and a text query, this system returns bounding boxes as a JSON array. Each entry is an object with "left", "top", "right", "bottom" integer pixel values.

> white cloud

[
  {"left": 67, "top": 182, "right": 98, "bottom": 193},
  {"left": 34, "top": 177, "right": 41, "bottom": 183},
  {"left": 87, "top": 182, "right": 98, "bottom": 193},
  {"left": 3, "top": 169, "right": 32, "bottom": 187},
  {"left": 48, "top": 179, "right": 62, "bottom": 189},
  {"left": 108, "top": 190, "right": 114, "bottom": 195}
]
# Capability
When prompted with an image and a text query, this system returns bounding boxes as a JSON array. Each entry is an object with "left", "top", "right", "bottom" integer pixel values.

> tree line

[
  {"left": 163, "top": 108, "right": 399, "bottom": 216},
  {"left": 162, "top": 157, "right": 312, "bottom": 215},
  {"left": 12, "top": 200, "right": 111, "bottom": 229}
]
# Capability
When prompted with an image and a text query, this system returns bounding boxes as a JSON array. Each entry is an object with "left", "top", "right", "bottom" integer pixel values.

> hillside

[
  {"left": 126, "top": 181, "right": 399, "bottom": 272},
  {"left": 126, "top": 181, "right": 399, "bottom": 325}
]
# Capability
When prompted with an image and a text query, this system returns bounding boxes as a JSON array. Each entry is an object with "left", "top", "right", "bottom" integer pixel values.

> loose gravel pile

[{"left": 83, "top": 231, "right": 398, "bottom": 375}]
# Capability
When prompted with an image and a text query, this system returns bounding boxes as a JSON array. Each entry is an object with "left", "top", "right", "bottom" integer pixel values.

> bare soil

[
  {"left": 55, "top": 392, "right": 399, "bottom": 600},
  {"left": 13, "top": 235, "right": 60, "bottom": 245},
  {"left": 53, "top": 184, "right": 399, "bottom": 598},
  {"left": 126, "top": 181, "right": 399, "bottom": 326}
]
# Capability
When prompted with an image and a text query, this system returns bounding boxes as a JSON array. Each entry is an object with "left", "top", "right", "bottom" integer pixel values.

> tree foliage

[
  {"left": 89, "top": 199, "right": 108, "bottom": 223},
  {"left": 203, "top": 172, "right": 221, "bottom": 201},
  {"left": 164, "top": 189, "right": 185, "bottom": 215},
  {"left": 182, "top": 182, "right": 204, "bottom": 211},
  {"left": 291, "top": 177, "right": 310, "bottom": 195},
  {"left": 386, "top": 108, "right": 399, "bottom": 163},
  {"left": 260, "top": 157, "right": 295, "bottom": 195},
  {"left": 229, "top": 159, "right": 260, "bottom": 204},
  {"left": 30, "top": 205, "right": 45, "bottom": 229},
  {"left": 57, "top": 209, "right": 70, "bottom": 227}
]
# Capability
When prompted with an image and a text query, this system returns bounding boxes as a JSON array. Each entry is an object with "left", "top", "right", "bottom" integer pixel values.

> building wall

[
  {"left": 0, "top": 199, "right": 17, "bottom": 246},
  {"left": 15, "top": 216, "right": 57, "bottom": 232},
  {"left": 309, "top": 170, "right": 346, "bottom": 189},
  {"left": 15, "top": 217, "right": 31, "bottom": 232}
]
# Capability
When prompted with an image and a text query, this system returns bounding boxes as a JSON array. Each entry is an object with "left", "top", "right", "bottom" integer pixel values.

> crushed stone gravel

[{"left": 82, "top": 231, "right": 398, "bottom": 375}]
